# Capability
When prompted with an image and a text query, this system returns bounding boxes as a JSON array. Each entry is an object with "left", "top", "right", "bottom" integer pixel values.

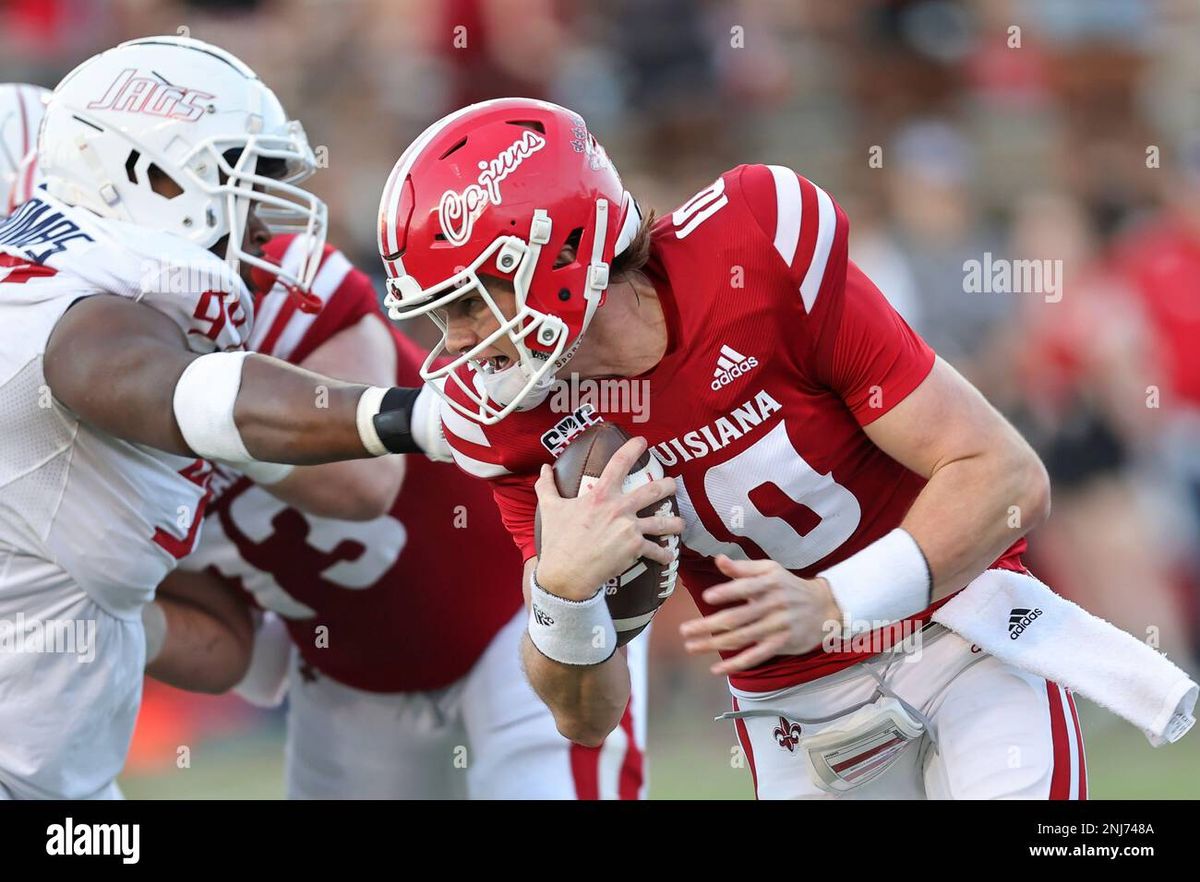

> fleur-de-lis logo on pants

[{"left": 773, "top": 716, "right": 802, "bottom": 752}]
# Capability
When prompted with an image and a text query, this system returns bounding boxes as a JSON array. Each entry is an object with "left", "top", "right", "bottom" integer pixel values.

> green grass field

[{"left": 120, "top": 684, "right": 1199, "bottom": 800}]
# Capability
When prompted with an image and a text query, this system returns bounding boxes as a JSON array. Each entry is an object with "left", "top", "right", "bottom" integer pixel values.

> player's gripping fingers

[
  {"left": 679, "top": 599, "right": 768, "bottom": 643},
  {"left": 701, "top": 574, "right": 773, "bottom": 606},
  {"left": 625, "top": 475, "right": 677, "bottom": 513},
  {"left": 639, "top": 537, "right": 675, "bottom": 567},
  {"left": 698, "top": 611, "right": 790, "bottom": 654},
  {"left": 714, "top": 553, "right": 780, "bottom": 579},
  {"left": 635, "top": 512, "right": 684, "bottom": 537},
  {"left": 710, "top": 631, "right": 790, "bottom": 676},
  {"left": 595, "top": 436, "right": 648, "bottom": 495},
  {"left": 534, "top": 463, "right": 562, "bottom": 505}
]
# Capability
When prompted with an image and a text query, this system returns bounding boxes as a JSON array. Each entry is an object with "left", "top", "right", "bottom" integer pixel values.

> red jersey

[
  {"left": 185, "top": 235, "right": 524, "bottom": 692},
  {"left": 442, "top": 164, "right": 1026, "bottom": 691}
]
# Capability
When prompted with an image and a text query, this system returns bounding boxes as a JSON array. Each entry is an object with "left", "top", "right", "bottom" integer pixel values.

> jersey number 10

[{"left": 674, "top": 422, "right": 862, "bottom": 570}]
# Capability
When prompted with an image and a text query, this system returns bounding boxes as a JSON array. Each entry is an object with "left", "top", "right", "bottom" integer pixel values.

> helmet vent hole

[
  {"left": 124, "top": 150, "right": 141, "bottom": 185},
  {"left": 439, "top": 137, "right": 469, "bottom": 160},
  {"left": 509, "top": 120, "right": 546, "bottom": 135}
]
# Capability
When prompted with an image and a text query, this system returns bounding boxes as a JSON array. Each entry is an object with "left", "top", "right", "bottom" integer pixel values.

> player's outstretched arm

[
  {"left": 258, "top": 315, "right": 406, "bottom": 520},
  {"left": 144, "top": 568, "right": 254, "bottom": 694},
  {"left": 44, "top": 295, "right": 428, "bottom": 466}
]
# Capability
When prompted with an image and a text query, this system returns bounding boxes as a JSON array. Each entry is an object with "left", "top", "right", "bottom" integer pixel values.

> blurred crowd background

[{"left": 4, "top": 0, "right": 1200, "bottom": 798}]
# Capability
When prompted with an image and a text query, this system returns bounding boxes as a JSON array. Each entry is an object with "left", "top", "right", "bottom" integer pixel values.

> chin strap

[
  {"left": 73, "top": 133, "right": 127, "bottom": 216},
  {"left": 580, "top": 197, "right": 611, "bottom": 335},
  {"left": 285, "top": 280, "right": 323, "bottom": 314}
]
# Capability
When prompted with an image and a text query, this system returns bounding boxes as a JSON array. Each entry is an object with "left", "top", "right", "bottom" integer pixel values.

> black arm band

[{"left": 372, "top": 386, "right": 423, "bottom": 454}]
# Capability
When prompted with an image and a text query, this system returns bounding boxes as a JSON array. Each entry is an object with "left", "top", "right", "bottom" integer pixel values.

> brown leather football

[{"left": 534, "top": 421, "right": 679, "bottom": 645}]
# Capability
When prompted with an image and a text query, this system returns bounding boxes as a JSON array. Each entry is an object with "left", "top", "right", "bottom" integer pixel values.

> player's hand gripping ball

[{"left": 535, "top": 423, "right": 681, "bottom": 645}]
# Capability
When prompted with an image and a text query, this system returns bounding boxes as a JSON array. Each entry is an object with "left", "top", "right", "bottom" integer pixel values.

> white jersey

[
  {"left": 0, "top": 192, "right": 254, "bottom": 617},
  {"left": 0, "top": 193, "right": 253, "bottom": 798}
]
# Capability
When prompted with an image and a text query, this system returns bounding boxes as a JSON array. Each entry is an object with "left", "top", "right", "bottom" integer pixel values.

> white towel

[{"left": 932, "top": 568, "right": 1197, "bottom": 747}]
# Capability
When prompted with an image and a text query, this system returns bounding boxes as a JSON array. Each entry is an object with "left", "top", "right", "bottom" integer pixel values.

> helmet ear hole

[
  {"left": 554, "top": 227, "right": 583, "bottom": 269},
  {"left": 147, "top": 163, "right": 183, "bottom": 200}
]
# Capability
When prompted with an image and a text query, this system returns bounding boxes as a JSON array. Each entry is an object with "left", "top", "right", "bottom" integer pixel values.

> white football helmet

[
  {"left": 0, "top": 83, "right": 49, "bottom": 216},
  {"left": 38, "top": 36, "right": 328, "bottom": 307}
]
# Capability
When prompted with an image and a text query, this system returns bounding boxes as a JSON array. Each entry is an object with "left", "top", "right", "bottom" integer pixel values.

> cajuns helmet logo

[{"left": 437, "top": 129, "right": 546, "bottom": 247}]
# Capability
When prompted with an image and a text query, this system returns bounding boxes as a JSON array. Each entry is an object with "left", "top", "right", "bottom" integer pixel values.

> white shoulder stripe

[
  {"left": 766, "top": 165, "right": 802, "bottom": 267},
  {"left": 248, "top": 290, "right": 286, "bottom": 352},
  {"left": 450, "top": 446, "right": 512, "bottom": 479},
  {"left": 272, "top": 249, "right": 353, "bottom": 360},
  {"left": 798, "top": 182, "right": 836, "bottom": 313},
  {"left": 442, "top": 405, "right": 490, "bottom": 448},
  {"left": 248, "top": 234, "right": 311, "bottom": 351},
  {"left": 270, "top": 312, "right": 316, "bottom": 362}
]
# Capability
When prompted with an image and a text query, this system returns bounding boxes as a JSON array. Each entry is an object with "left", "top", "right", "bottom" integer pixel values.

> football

[{"left": 535, "top": 421, "right": 680, "bottom": 645}]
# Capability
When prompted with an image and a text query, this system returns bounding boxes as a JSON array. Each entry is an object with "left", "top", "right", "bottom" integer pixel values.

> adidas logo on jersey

[
  {"left": 711, "top": 345, "right": 758, "bottom": 391},
  {"left": 1008, "top": 607, "right": 1043, "bottom": 639}
]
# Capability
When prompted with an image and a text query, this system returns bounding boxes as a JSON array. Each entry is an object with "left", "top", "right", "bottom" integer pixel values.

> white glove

[
  {"left": 413, "top": 379, "right": 455, "bottom": 463},
  {"left": 233, "top": 611, "right": 294, "bottom": 708}
]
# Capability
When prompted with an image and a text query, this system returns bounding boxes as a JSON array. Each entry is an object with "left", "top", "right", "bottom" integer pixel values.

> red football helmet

[{"left": 377, "top": 98, "right": 641, "bottom": 424}]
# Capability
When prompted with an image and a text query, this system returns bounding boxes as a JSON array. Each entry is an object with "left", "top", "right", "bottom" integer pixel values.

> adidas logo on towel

[
  {"left": 1008, "top": 607, "right": 1043, "bottom": 639},
  {"left": 711, "top": 345, "right": 758, "bottom": 390}
]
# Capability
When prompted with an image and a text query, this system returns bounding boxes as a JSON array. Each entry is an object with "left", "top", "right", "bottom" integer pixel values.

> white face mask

[{"left": 472, "top": 358, "right": 556, "bottom": 412}]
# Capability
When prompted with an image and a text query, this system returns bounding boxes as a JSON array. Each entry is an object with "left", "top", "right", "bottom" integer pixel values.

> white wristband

[
  {"left": 233, "top": 611, "right": 294, "bottom": 708},
  {"left": 356, "top": 386, "right": 389, "bottom": 457},
  {"left": 818, "top": 528, "right": 932, "bottom": 635},
  {"left": 173, "top": 351, "right": 252, "bottom": 462},
  {"left": 142, "top": 600, "right": 167, "bottom": 665},
  {"left": 527, "top": 570, "right": 618, "bottom": 666}
]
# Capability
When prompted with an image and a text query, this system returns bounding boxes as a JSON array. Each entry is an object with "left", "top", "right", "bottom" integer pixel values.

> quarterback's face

[
  {"left": 442, "top": 279, "right": 520, "bottom": 372},
  {"left": 440, "top": 240, "right": 576, "bottom": 372}
]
